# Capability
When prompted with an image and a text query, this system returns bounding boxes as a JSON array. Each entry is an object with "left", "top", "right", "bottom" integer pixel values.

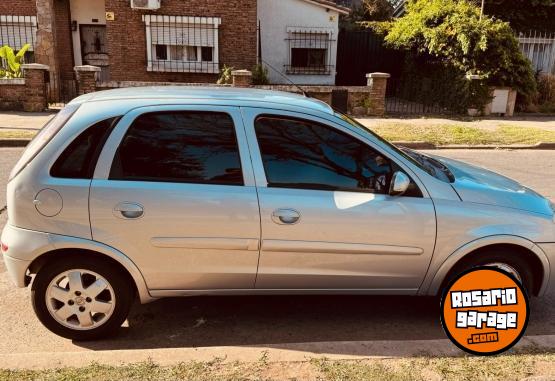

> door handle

[
  {"left": 272, "top": 209, "right": 301, "bottom": 225},
  {"left": 113, "top": 202, "right": 144, "bottom": 219}
]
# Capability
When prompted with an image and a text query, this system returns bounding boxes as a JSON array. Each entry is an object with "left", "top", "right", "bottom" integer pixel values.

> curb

[
  {"left": 393, "top": 141, "right": 555, "bottom": 150},
  {"left": 0, "top": 139, "right": 31, "bottom": 147},
  {"left": 1, "top": 139, "right": 555, "bottom": 150},
  {"left": 0, "top": 335, "right": 553, "bottom": 370}
]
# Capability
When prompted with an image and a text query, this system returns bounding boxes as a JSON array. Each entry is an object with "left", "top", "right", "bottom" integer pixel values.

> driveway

[{"left": 0, "top": 148, "right": 553, "bottom": 368}]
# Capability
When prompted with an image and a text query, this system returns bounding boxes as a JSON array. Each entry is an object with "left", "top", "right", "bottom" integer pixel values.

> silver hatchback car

[{"left": 2, "top": 88, "right": 555, "bottom": 340}]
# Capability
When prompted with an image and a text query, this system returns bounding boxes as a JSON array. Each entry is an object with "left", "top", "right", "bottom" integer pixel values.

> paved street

[{"left": 0, "top": 148, "right": 553, "bottom": 365}]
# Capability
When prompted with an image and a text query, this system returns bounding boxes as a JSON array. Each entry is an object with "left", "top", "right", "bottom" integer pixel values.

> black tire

[
  {"left": 446, "top": 248, "right": 534, "bottom": 296},
  {"left": 31, "top": 256, "right": 134, "bottom": 341}
]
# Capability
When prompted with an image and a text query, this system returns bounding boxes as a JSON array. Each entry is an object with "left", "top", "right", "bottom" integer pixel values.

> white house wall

[
  {"left": 70, "top": 0, "right": 106, "bottom": 66},
  {"left": 258, "top": 0, "right": 340, "bottom": 85}
]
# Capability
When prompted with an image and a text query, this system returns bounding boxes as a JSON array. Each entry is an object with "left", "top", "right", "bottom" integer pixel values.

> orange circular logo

[{"left": 440, "top": 267, "right": 529, "bottom": 355}]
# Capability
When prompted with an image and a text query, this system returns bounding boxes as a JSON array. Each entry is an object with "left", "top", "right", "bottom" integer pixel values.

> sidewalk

[
  {"left": 358, "top": 116, "right": 555, "bottom": 133},
  {"left": 0, "top": 111, "right": 55, "bottom": 131},
  {"left": 1, "top": 112, "right": 555, "bottom": 148}
]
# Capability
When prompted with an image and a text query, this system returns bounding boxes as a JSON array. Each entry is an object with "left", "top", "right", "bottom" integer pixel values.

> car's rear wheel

[{"left": 31, "top": 257, "right": 134, "bottom": 340}]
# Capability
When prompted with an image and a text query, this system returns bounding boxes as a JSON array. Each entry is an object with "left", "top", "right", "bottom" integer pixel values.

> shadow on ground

[{"left": 75, "top": 294, "right": 555, "bottom": 355}]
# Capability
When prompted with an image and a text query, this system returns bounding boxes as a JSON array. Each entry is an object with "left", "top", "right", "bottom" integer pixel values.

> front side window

[
  {"left": 255, "top": 116, "right": 392, "bottom": 194},
  {"left": 144, "top": 15, "right": 220, "bottom": 73},
  {"left": 110, "top": 111, "right": 243, "bottom": 186}
]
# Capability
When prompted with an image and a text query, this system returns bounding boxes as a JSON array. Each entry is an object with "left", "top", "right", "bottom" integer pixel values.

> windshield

[
  {"left": 336, "top": 112, "right": 454, "bottom": 183},
  {"left": 9, "top": 104, "right": 80, "bottom": 181}
]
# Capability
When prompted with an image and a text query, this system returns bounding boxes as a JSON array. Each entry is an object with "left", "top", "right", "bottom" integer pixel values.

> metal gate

[
  {"left": 46, "top": 72, "right": 78, "bottom": 109},
  {"left": 335, "top": 29, "right": 404, "bottom": 86}
]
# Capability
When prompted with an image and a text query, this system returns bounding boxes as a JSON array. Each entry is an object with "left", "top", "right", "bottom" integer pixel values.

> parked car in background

[{"left": 2, "top": 88, "right": 554, "bottom": 340}]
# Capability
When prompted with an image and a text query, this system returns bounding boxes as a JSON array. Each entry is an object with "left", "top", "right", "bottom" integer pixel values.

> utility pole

[{"left": 480, "top": 0, "right": 485, "bottom": 20}]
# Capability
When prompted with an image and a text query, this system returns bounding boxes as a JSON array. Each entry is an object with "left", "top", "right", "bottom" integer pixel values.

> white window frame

[
  {"left": 286, "top": 26, "right": 334, "bottom": 75},
  {"left": 143, "top": 15, "right": 221, "bottom": 74}
]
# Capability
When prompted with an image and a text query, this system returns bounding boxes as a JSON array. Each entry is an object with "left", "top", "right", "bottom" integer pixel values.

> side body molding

[
  {"left": 421, "top": 235, "right": 551, "bottom": 296},
  {"left": 48, "top": 233, "right": 155, "bottom": 303}
]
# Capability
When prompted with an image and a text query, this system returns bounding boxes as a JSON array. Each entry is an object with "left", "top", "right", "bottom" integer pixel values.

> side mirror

[{"left": 389, "top": 171, "right": 411, "bottom": 196}]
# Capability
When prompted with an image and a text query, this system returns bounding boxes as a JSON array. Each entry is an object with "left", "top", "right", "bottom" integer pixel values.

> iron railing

[
  {"left": 285, "top": 29, "right": 335, "bottom": 75},
  {"left": 0, "top": 15, "right": 37, "bottom": 65},
  {"left": 144, "top": 15, "right": 220, "bottom": 74},
  {"left": 518, "top": 31, "right": 555, "bottom": 75}
]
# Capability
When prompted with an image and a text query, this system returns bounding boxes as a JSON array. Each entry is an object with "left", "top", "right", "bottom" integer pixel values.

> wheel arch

[
  {"left": 424, "top": 235, "right": 550, "bottom": 297},
  {"left": 29, "top": 234, "right": 155, "bottom": 304}
]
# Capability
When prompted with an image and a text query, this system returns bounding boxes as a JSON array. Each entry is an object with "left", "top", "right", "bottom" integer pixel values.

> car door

[
  {"left": 242, "top": 107, "right": 436, "bottom": 292},
  {"left": 89, "top": 105, "right": 261, "bottom": 291}
]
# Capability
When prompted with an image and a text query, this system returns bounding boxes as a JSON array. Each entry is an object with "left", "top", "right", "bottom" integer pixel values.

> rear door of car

[{"left": 89, "top": 105, "right": 261, "bottom": 291}]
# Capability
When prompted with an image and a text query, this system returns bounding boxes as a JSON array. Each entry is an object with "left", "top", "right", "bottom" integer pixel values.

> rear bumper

[
  {"left": 1, "top": 223, "right": 54, "bottom": 288},
  {"left": 2, "top": 253, "right": 31, "bottom": 287},
  {"left": 537, "top": 243, "right": 555, "bottom": 296}
]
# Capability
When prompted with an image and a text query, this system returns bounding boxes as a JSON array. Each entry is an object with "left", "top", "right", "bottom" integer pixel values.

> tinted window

[
  {"left": 110, "top": 111, "right": 243, "bottom": 185},
  {"left": 255, "top": 116, "right": 392, "bottom": 193},
  {"left": 9, "top": 103, "right": 80, "bottom": 181},
  {"left": 51, "top": 117, "right": 120, "bottom": 179}
]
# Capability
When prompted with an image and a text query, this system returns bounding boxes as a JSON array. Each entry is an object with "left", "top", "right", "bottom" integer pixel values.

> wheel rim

[
  {"left": 45, "top": 269, "right": 116, "bottom": 331},
  {"left": 483, "top": 262, "right": 523, "bottom": 284}
]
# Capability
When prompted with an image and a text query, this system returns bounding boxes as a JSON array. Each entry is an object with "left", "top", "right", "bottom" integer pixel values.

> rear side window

[
  {"left": 110, "top": 111, "right": 243, "bottom": 185},
  {"left": 9, "top": 104, "right": 80, "bottom": 181},
  {"left": 51, "top": 117, "right": 120, "bottom": 179}
]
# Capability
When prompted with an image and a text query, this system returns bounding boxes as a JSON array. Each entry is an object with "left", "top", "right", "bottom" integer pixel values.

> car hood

[{"left": 434, "top": 156, "right": 553, "bottom": 216}]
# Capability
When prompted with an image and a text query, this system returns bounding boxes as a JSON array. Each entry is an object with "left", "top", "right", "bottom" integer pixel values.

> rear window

[
  {"left": 9, "top": 104, "right": 80, "bottom": 181},
  {"left": 50, "top": 117, "right": 120, "bottom": 179}
]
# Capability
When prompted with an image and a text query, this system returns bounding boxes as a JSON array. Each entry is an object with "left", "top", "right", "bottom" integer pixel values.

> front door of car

[
  {"left": 89, "top": 106, "right": 260, "bottom": 291},
  {"left": 242, "top": 108, "right": 437, "bottom": 292}
]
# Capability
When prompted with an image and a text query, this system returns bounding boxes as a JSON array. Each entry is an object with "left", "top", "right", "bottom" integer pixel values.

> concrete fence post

[
  {"left": 231, "top": 70, "right": 253, "bottom": 88},
  {"left": 22, "top": 63, "right": 50, "bottom": 112},
  {"left": 366, "top": 72, "right": 391, "bottom": 116},
  {"left": 74, "top": 65, "right": 101, "bottom": 95}
]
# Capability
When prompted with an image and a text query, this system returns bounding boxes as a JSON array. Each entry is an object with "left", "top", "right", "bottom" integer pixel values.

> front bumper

[
  {"left": 537, "top": 243, "right": 555, "bottom": 296},
  {"left": 1, "top": 223, "right": 55, "bottom": 288}
]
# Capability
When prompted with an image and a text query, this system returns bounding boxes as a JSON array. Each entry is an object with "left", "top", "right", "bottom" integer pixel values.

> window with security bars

[
  {"left": 0, "top": 15, "right": 36, "bottom": 64},
  {"left": 285, "top": 29, "right": 334, "bottom": 75},
  {"left": 143, "top": 15, "right": 221, "bottom": 74}
]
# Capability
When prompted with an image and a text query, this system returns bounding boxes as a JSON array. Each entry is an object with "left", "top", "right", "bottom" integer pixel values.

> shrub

[
  {"left": 251, "top": 63, "right": 269, "bottom": 85},
  {"left": 0, "top": 44, "right": 30, "bottom": 78},
  {"left": 366, "top": 0, "right": 537, "bottom": 104},
  {"left": 217, "top": 64, "right": 234, "bottom": 85}
]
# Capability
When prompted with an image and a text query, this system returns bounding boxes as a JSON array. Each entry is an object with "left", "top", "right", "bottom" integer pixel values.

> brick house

[
  {"left": 1, "top": 0, "right": 257, "bottom": 84},
  {"left": 1, "top": 0, "right": 350, "bottom": 90}
]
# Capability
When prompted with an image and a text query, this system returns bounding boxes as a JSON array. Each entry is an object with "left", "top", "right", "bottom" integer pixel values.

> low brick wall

[
  {"left": 0, "top": 64, "right": 50, "bottom": 112},
  {"left": 83, "top": 67, "right": 390, "bottom": 116},
  {"left": 0, "top": 79, "right": 26, "bottom": 110}
]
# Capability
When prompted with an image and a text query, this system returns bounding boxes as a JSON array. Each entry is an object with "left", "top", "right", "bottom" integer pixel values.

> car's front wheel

[{"left": 31, "top": 257, "right": 134, "bottom": 340}]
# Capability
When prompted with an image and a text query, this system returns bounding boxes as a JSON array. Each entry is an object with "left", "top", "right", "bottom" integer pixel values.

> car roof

[{"left": 71, "top": 86, "right": 335, "bottom": 115}]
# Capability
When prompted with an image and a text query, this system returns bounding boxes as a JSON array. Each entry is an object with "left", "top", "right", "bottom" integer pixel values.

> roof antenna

[{"left": 260, "top": 58, "right": 311, "bottom": 98}]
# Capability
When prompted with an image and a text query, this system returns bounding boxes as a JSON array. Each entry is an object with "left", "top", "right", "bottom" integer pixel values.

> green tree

[
  {"left": 340, "top": 0, "right": 393, "bottom": 30},
  {"left": 484, "top": 0, "right": 555, "bottom": 33},
  {"left": 368, "top": 0, "right": 536, "bottom": 99}
]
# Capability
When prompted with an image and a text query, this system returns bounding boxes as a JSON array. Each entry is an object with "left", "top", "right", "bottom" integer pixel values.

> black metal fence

[
  {"left": 46, "top": 73, "right": 78, "bottom": 108},
  {"left": 336, "top": 29, "right": 404, "bottom": 86},
  {"left": 386, "top": 77, "right": 458, "bottom": 115}
]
